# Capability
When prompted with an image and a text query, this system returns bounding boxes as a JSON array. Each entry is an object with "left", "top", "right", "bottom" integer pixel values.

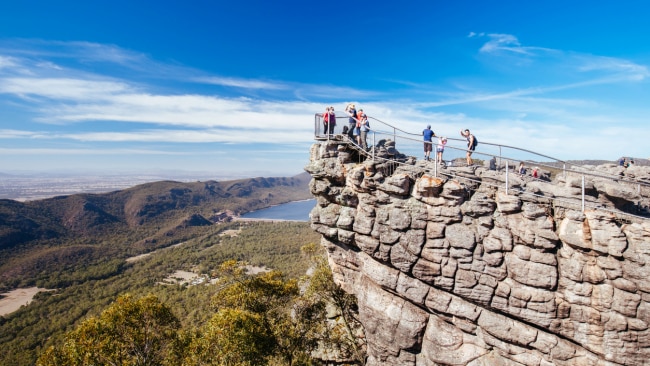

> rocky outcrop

[{"left": 306, "top": 140, "right": 650, "bottom": 366}]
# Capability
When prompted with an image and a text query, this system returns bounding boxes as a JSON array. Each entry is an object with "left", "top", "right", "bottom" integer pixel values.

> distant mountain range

[{"left": 0, "top": 172, "right": 312, "bottom": 288}]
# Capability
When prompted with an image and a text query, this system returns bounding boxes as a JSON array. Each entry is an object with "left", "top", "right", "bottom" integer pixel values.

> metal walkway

[{"left": 313, "top": 113, "right": 650, "bottom": 222}]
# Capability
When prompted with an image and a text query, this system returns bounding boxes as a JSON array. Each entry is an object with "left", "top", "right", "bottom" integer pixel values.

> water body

[{"left": 240, "top": 199, "right": 316, "bottom": 221}]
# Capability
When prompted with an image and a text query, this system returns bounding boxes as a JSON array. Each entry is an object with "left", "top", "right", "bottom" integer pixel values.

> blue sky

[{"left": 1, "top": 1, "right": 649, "bottom": 177}]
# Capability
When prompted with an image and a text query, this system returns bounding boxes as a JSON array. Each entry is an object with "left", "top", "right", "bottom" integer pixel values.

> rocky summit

[{"left": 305, "top": 139, "right": 650, "bottom": 366}]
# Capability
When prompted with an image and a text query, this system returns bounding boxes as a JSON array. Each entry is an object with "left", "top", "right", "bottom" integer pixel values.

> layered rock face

[{"left": 305, "top": 140, "right": 650, "bottom": 366}]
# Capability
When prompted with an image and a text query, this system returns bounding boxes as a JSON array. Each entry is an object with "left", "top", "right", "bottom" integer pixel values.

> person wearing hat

[{"left": 422, "top": 125, "right": 436, "bottom": 161}]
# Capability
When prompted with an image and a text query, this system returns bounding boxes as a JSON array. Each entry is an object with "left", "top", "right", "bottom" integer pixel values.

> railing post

[
  {"left": 434, "top": 150, "right": 438, "bottom": 178},
  {"left": 372, "top": 132, "right": 375, "bottom": 161},
  {"left": 563, "top": 163, "right": 566, "bottom": 179},
  {"left": 581, "top": 175, "right": 585, "bottom": 212},
  {"left": 505, "top": 160, "right": 509, "bottom": 195},
  {"left": 499, "top": 146, "right": 502, "bottom": 170}
]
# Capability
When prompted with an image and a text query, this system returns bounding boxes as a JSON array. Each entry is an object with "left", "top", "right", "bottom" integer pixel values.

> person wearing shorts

[
  {"left": 460, "top": 129, "right": 476, "bottom": 166},
  {"left": 422, "top": 125, "right": 435, "bottom": 161},
  {"left": 436, "top": 136, "right": 447, "bottom": 164}
]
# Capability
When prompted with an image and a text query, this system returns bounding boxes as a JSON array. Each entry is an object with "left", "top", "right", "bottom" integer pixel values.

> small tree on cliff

[{"left": 301, "top": 243, "right": 366, "bottom": 365}]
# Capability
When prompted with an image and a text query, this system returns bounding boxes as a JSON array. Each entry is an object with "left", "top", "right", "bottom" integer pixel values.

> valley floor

[{"left": 0, "top": 287, "right": 45, "bottom": 316}]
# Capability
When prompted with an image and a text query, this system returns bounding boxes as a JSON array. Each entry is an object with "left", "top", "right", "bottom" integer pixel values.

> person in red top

[
  {"left": 322, "top": 106, "right": 330, "bottom": 135},
  {"left": 327, "top": 106, "right": 336, "bottom": 135}
]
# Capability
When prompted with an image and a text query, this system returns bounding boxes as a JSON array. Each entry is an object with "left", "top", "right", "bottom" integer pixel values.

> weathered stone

[
  {"left": 588, "top": 284, "right": 614, "bottom": 311},
  {"left": 378, "top": 173, "right": 412, "bottom": 196},
  {"left": 612, "top": 288, "right": 641, "bottom": 317},
  {"left": 389, "top": 206, "right": 411, "bottom": 231},
  {"left": 446, "top": 223, "right": 476, "bottom": 250},
  {"left": 337, "top": 229, "right": 355, "bottom": 245},
  {"left": 307, "top": 142, "right": 650, "bottom": 366},
  {"left": 477, "top": 310, "right": 538, "bottom": 346},
  {"left": 357, "top": 277, "right": 429, "bottom": 363},
  {"left": 359, "top": 251, "right": 399, "bottom": 290},
  {"left": 354, "top": 233, "right": 380, "bottom": 255},
  {"left": 400, "top": 229, "right": 425, "bottom": 256},
  {"left": 412, "top": 258, "right": 441, "bottom": 284},
  {"left": 390, "top": 242, "right": 418, "bottom": 273},
  {"left": 336, "top": 206, "right": 356, "bottom": 230},
  {"left": 483, "top": 227, "right": 513, "bottom": 253},
  {"left": 425, "top": 221, "right": 446, "bottom": 239},
  {"left": 427, "top": 204, "right": 463, "bottom": 224},
  {"left": 506, "top": 252, "right": 557, "bottom": 289},
  {"left": 396, "top": 272, "right": 429, "bottom": 305},
  {"left": 584, "top": 210, "right": 628, "bottom": 257},
  {"left": 353, "top": 210, "right": 374, "bottom": 234},
  {"left": 496, "top": 191, "right": 522, "bottom": 213},
  {"left": 461, "top": 191, "right": 496, "bottom": 217},
  {"left": 483, "top": 251, "right": 504, "bottom": 266},
  {"left": 558, "top": 212, "right": 589, "bottom": 249},
  {"left": 418, "top": 314, "right": 487, "bottom": 365},
  {"left": 377, "top": 224, "right": 401, "bottom": 245}
]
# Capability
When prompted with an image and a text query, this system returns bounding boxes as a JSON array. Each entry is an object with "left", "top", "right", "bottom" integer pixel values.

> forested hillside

[
  {"left": 0, "top": 221, "right": 335, "bottom": 365},
  {"left": 0, "top": 172, "right": 355, "bottom": 365},
  {"left": 0, "top": 172, "right": 312, "bottom": 291}
]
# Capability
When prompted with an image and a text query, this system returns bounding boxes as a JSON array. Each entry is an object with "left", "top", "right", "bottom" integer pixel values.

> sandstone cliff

[{"left": 306, "top": 140, "right": 650, "bottom": 366}]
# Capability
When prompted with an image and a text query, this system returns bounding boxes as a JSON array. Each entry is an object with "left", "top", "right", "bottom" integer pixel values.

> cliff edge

[{"left": 306, "top": 140, "right": 650, "bottom": 366}]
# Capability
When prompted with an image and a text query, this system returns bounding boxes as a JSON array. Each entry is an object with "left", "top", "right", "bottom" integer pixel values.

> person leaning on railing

[{"left": 460, "top": 129, "right": 477, "bottom": 166}]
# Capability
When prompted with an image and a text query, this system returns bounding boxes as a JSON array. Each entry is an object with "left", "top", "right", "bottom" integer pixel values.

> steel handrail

[{"left": 315, "top": 113, "right": 650, "bottom": 189}]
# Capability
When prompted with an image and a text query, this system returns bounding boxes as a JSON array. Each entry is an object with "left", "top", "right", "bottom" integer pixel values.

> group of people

[
  {"left": 322, "top": 104, "right": 370, "bottom": 149},
  {"left": 517, "top": 162, "right": 539, "bottom": 178},
  {"left": 619, "top": 157, "right": 635, "bottom": 168},
  {"left": 422, "top": 126, "right": 476, "bottom": 166},
  {"left": 344, "top": 104, "right": 371, "bottom": 150},
  {"left": 322, "top": 106, "right": 480, "bottom": 166}
]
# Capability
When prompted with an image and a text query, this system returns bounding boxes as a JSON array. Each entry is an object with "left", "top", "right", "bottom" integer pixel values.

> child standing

[{"left": 436, "top": 137, "right": 447, "bottom": 164}]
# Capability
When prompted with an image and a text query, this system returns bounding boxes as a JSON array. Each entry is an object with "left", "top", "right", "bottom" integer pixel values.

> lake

[{"left": 240, "top": 199, "right": 316, "bottom": 221}]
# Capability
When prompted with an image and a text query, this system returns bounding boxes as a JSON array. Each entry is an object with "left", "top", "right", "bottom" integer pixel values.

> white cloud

[
  {"left": 0, "top": 77, "right": 133, "bottom": 100},
  {"left": 1, "top": 37, "right": 649, "bottom": 170},
  {"left": 576, "top": 55, "right": 649, "bottom": 81},
  {"left": 0, "top": 55, "right": 18, "bottom": 69},
  {"left": 194, "top": 76, "right": 288, "bottom": 90},
  {"left": 479, "top": 33, "right": 527, "bottom": 54}
]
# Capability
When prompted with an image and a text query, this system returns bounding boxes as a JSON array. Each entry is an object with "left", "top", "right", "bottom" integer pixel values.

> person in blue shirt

[{"left": 422, "top": 125, "right": 435, "bottom": 161}]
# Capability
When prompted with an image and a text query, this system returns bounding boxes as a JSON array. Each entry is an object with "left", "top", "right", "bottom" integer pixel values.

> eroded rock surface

[{"left": 306, "top": 140, "right": 650, "bottom": 366}]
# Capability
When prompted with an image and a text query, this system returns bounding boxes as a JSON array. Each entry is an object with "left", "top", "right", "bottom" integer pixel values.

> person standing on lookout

[
  {"left": 460, "top": 128, "right": 477, "bottom": 166},
  {"left": 345, "top": 103, "right": 358, "bottom": 141},
  {"left": 422, "top": 125, "right": 435, "bottom": 161},
  {"left": 327, "top": 106, "right": 336, "bottom": 135},
  {"left": 359, "top": 112, "right": 370, "bottom": 150}
]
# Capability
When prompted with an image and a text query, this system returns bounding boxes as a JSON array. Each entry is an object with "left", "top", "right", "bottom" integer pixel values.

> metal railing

[{"left": 314, "top": 113, "right": 650, "bottom": 221}]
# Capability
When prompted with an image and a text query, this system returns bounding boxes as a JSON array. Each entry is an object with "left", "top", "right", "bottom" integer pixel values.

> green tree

[
  {"left": 38, "top": 294, "right": 181, "bottom": 366},
  {"left": 185, "top": 308, "right": 275, "bottom": 366},
  {"left": 188, "top": 260, "right": 324, "bottom": 366},
  {"left": 301, "top": 244, "right": 366, "bottom": 365}
]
